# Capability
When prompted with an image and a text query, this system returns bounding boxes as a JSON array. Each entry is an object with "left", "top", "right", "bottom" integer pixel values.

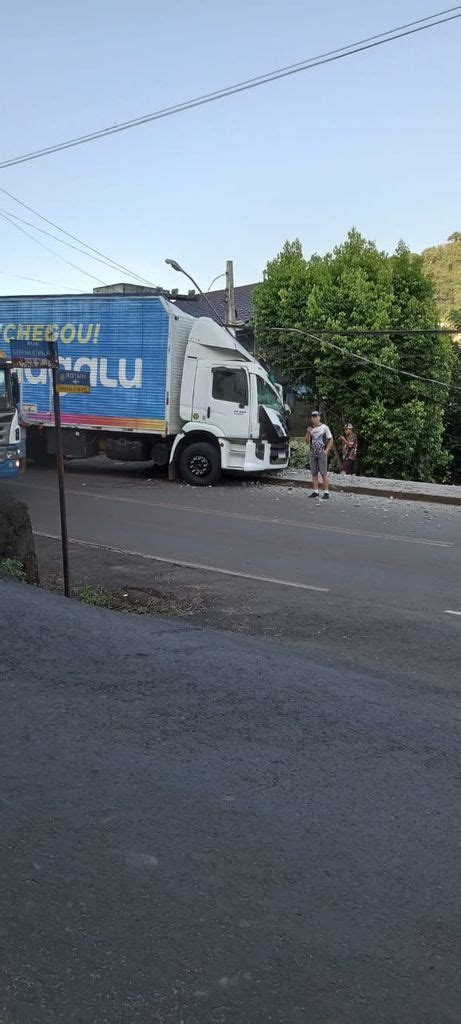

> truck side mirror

[{"left": 11, "top": 372, "right": 20, "bottom": 406}]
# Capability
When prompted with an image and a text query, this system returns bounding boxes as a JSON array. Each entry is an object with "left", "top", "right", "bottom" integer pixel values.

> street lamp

[
  {"left": 165, "top": 258, "right": 232, "bottom": 335},
  {"left": 207, "top": 273, "right": 225, "bottom": 292}
]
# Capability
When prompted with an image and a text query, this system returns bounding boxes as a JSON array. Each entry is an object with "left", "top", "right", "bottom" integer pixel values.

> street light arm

[
  {"left": 165, "top": 258, "right": 233, "bottom": 336},
  {"left": 207, "top": 273, "right": 225, "bottom": 292}
]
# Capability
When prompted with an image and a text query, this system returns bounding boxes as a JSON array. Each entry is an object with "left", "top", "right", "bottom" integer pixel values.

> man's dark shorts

[
  {"left": 310, "top": 452, "right": 328, "bottom": 476},
  {"left": 342, "top": 458, "right": 356, "bottom": 475}
]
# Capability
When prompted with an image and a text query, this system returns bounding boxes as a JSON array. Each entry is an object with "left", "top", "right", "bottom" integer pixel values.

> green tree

[
  {"left": 254, "top": 230, "right": 455, "bottom": 481},
  {"left": 252, "top": 239, "right": 317, "bottom": 390},
  {"left": 443, "top": 342, "right": 461, "bottom": 482},
  {"left": 449, "top": 308, "right": 461, "bottom": 330},
  {"left": 422, "top": 234, "right": 461, "bottom": 318}
]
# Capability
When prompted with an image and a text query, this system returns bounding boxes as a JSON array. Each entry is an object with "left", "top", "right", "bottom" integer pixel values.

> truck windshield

[
  {"left": 256, "top": 376, "right": 283, "bottom": 413},
  {"left": 0, "top": 368, "right": 13, "bottom": 412}
]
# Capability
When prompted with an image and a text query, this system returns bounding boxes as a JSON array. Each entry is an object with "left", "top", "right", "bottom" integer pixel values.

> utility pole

[{"left": 225, "top": 260, "right": 236, "bottom": 336}]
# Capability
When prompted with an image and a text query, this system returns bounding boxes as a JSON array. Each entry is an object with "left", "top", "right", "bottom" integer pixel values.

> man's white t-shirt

[{"left": 309, "top": 424, "right": 332, "bottom": 455}]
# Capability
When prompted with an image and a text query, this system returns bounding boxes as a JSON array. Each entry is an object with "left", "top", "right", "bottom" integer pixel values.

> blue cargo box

[{"left": 0, "top": 295, "right": 193, "bottom": 436}]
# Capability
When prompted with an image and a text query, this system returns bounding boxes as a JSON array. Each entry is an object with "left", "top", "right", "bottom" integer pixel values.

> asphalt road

[
  {"left": 1, "top": 578, "right": 460, "bottom": 1024},
  {"left": 11, "top": 462, "right": 461, "bottom": 616}
]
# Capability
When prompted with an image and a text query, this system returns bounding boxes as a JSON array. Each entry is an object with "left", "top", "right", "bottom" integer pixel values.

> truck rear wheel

[
  {"left": 178, "top": 441, "right": 221, "bottom": 486},
  {"left": 27, "top": 430, "right": 55, "bottom": 468}
]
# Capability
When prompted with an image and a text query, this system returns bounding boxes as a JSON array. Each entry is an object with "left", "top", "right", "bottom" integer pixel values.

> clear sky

[{"left": 0, "top": 0, "right": 459, "bottom": 295}]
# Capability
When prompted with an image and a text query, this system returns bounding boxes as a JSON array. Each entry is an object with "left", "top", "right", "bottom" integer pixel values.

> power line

[
  {"left": 0, "top": 8, "right": 459, "bottom": 169},
  {"left": 277, "top": 355, "right": 450, "bottom": 420},
  {"left": 280, "top": 356, "right": 454, "bottom": 416},
  {"left": 0, "top": 269, "right": 84, "bottom": 292},
  {"left": 263, "top": 327, "right": 461, "bottom": 392},
  {"left": 0, "top": 206, "right": 155, "bottom": 282},
  {"left": 308, "top": 327, "right": 457, "bottom": 335},
  {"left": 0, "top": 210, "right": 108, "bottom": 286},
  {"left": 0, "top": 185, "right": 156, "bottom": 287}
]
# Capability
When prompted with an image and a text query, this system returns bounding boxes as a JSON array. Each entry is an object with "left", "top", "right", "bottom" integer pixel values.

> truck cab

[
  {"left": 171, "top": 317, "right": 290, "bottom": 484},
  {"left": 0, "top": 362, "right": 25, "bottom": 479}
]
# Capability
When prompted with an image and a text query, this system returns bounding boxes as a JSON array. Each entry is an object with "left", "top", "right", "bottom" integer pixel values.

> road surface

[
  {"left": 11, "top": 462, "right": 461, "bottom": 616},
  {"left": 1, "top": 578, "right": 459, "bottom": 1024}
]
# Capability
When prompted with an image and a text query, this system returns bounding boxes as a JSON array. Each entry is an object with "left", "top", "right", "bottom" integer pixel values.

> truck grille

[
  {"left": 270, "top": 441, "right": 289, "bottom": 464},
  {"left": 0, "top": 413, "right": 12, "bottom": 447}
]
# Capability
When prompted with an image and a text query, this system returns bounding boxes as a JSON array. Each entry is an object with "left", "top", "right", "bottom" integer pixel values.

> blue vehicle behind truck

[
  {"left": 0, "top": 292, "right": 289, "bottom": 485},
  {"left": 0, "top": 359, "right": 25, "bottom": 479}
]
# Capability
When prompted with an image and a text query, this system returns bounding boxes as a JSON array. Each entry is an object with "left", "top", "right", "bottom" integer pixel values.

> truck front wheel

[{"left": 178, "top": 441, "right": 221, "bottom": 486}]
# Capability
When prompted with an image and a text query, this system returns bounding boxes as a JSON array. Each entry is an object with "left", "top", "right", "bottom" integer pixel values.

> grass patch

[
  {"left": 79, "top": 584, "right": 116, "bottom": 609},
  {"left": 0, "top": 557, "right": 26, "bottom": 582},
  {"left": 76, "top": 584, "right": 185, "bottom": 617}
]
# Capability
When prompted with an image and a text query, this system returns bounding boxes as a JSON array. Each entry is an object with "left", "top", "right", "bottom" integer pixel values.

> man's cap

[
  {"left": 345, "top": 422, "right": 353, "bottom": 428},
  {"left": 311, "top": 410, "right": 320, "bottom": 417}
]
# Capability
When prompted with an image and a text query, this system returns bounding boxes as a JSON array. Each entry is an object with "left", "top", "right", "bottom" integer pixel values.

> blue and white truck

[
  {"left": 0, "top": 358, "right": 25, "bottom": 479},
  {"left": 0, "top": 294, "right": 289, "bottom": 485}
]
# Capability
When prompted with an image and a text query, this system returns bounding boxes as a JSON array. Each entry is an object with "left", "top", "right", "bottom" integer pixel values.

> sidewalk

[{"left": 262, "top": 467, "right": 461, "bottom": 506}]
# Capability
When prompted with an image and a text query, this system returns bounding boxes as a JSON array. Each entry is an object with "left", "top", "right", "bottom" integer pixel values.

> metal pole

[
  {"left": 49, "top": 345, "right": 70, "bottom": 598},
  {"left": 225, "top": 259, "right": 236, "bottom": 336}
]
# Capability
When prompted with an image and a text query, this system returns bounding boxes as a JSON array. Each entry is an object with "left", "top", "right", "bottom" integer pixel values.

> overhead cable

[
  {"left": 0, "top": 185, "right": 156, "bottom": 287},
  {"left": 0, "top": 269, "right": 84, "bottom": 291},
  {"left": 263, "top": 326, "right": 461, "bottom": 392},
  {"left": 0, "top": 209, "right": 108, "bottom": 286},
  {"left": 0, "top": 8, "right": 458, "bottom": 168}
]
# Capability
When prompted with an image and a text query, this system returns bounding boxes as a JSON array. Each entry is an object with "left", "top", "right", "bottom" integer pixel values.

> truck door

[{"left": 208, "top": 365, "right": 250, "bottom": 439}]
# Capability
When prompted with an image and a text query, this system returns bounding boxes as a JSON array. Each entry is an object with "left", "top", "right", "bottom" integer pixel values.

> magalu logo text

[
  {"left": 22, "top": 356, "right": 143, "bottom": 390},
  {"left": 1, "top": 322, "right": 143, "bottom": 389}
]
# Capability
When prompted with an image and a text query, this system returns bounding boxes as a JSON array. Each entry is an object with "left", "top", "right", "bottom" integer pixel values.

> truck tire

[{"left": 178, "top": 441, "right": 221, "bottom": 486}]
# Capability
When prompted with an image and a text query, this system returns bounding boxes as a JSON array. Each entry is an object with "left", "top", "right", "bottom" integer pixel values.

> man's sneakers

[
  {"left": 309, "top": 491, "right": 319, "bottom": 498},
  {"left": 322, "top": 492, "right": 330, "bottom": 500},
  {"left": 309, "top": 491, "right": 330, "bottom": 499}
]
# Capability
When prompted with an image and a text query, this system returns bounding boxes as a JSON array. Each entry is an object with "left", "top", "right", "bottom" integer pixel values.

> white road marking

[
  {"left": 35, "top": 532, "right": 331, "bottom": 593},
  {"left": 22, "top": 482, "right": 453, "bottom": 548},
  {"left": 444, "top": 610, "right": 461, "bottom": 616}
]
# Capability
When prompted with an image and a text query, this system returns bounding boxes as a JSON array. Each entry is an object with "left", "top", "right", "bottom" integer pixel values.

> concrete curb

[{"left": 261, "top": 474, "right": 461, "bottom": 507}]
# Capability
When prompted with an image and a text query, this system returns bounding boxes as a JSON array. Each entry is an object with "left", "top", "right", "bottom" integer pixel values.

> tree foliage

[
  {"left": 253, "top": 230, "right": 455, "bottom": 481},
  {"left": 443, "top": 343, "right": 461, "bottom": 482},
  {"left": 422, "top": 232, "right": 461, "bottom": 320}
]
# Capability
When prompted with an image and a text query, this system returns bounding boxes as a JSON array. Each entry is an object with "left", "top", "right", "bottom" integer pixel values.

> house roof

[{"left": 173, "top": 282, "right": 258, "bottom": 324}]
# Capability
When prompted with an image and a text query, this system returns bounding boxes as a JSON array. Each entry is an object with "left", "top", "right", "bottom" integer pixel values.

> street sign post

[
  {"left": 48, "top": 344, "right": 71, "bottom": 599},
  {"left": 8, "top": 339, "right": 92, "bottom": 600},
  {"left": 10, "top": 338, "right": 50, "bottom": 368}
]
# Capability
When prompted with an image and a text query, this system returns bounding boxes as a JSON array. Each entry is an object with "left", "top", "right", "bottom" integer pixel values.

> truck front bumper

[
  {"left": 219, "top": 438, "right": 289, "bottom": 474},
  {"left": 0, "top": 443, "right": 25, "bottom": 477}
]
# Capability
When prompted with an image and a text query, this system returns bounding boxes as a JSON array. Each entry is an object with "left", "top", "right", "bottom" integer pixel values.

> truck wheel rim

[{"left": 189, "top": 454, "right": 211, "bottom": 477}]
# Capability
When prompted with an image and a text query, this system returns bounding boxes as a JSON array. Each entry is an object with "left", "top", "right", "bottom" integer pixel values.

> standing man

[
  {"left": 306, "top": 411, "right": 333, "bottom": 499},
  {"left": 339, "top": 423, "right": 358, "bottom": 475}
]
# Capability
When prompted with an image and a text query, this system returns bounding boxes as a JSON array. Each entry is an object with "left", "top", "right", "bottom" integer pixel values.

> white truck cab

[
  {"left": 0, "top": 362, "right": 25, "bottom": 480},
  {"left": 170, "top": 317, "right": 289, "bottom": 484}
]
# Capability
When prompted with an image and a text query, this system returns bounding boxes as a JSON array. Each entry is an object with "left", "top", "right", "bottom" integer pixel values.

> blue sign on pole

[
  {"left": 10, "top": 339, "right": 50, "bottom": 368},
  {"left": 57, "top": 369, "right": 91, "bottom": 394}
]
